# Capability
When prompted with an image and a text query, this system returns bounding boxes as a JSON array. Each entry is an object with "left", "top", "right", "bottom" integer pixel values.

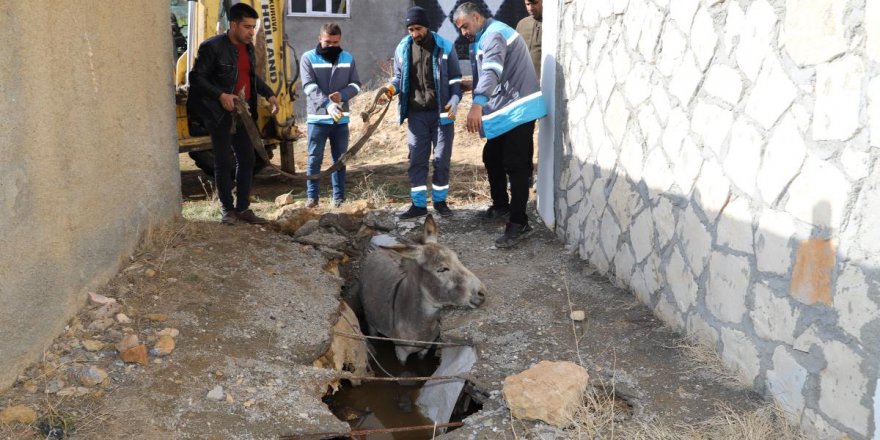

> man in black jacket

[{"left": 188, "top": 3, "right": 279, "bottom": 225}]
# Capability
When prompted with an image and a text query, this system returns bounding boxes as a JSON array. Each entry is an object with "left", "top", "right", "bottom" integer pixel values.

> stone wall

[
  {"left": 0, "top": 2, "right": 180, "bottom": 390},
  {"left": 552, "top": 0, "right": 879, "bottom": 438}
]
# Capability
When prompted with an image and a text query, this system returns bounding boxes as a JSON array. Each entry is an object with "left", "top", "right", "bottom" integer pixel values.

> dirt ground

[{"left": 0, "top": 95, "right": 804, "bottom": 439}]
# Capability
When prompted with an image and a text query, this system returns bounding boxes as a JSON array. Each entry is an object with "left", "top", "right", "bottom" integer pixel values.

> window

[{"left": 289, "top": 0, "right": 350, "bottom": 17}]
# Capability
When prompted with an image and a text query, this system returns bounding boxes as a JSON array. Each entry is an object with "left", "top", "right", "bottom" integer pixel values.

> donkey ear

[
  {"left": 422, "top": 214, "right": 438, "bottom": 244},
  {"left": 380, "top": 244, "right": 421, "bottom": 260}
]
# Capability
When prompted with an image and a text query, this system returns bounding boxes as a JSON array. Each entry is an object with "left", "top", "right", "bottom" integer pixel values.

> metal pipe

[{"left": 185, "top": 0, "right": 198, "bottom": 87}]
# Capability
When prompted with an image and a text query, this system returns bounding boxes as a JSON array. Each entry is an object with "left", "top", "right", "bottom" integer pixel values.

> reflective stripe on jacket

[
  {"left": 300, "top": 49, "right": 361, "bottom": 124},
  {"left": 470, "top": 19, "right": 547, "bottom": 139},
  {"left": 390, "top": 32, "right": 463, "bottom": 126}
]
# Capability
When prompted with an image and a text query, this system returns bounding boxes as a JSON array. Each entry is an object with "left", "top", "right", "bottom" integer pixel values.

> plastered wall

[
  {"left": 552, "top": 0, "right": 879, "bottom": 438},
  {"left": 0, "top": 2, "right": 180, "bottom": 390}
]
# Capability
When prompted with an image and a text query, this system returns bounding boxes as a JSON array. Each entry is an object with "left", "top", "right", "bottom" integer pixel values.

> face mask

[{"left": 316, "top": 44, "right": 342, "bottom": 63}]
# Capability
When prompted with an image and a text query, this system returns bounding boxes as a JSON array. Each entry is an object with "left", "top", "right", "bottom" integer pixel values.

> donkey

[{"left": 359, "top": 215, "right": 487, "bottom": 364}]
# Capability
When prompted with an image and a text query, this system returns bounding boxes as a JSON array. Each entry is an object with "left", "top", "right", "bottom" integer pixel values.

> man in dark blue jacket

[
  {"left": 188, "top": 3, "right": 278, "bottom": 225},
  {"left": 382, "top": 7, "right": 463, "bottom": 219}
]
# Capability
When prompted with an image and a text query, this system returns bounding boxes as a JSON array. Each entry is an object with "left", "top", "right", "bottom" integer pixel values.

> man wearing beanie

[{"left": 382, "top": 6, "right": 463, "bottom": 219}]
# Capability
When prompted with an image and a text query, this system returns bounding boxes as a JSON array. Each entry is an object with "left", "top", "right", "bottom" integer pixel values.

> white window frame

[{"left": 287, "top": 0, "right": 351, "bottom": 18}]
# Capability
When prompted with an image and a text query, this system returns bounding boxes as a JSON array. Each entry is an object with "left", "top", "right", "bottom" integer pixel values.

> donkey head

[{"left": 383, "top": 215, "right": 487, "bottom": 309}]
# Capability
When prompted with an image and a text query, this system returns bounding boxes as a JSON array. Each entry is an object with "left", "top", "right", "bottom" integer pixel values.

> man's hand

[
  {"left": 268, "top": 96, "right": 279, "bottom": 115},
  {"left": 327, "top": 102, "right": 343, "bottom": 123},
  {"left": 381, "top": 84, "right": 396, "bottom": 99},
  {"left": 466, "top": 104, "right": 483, "bottom": 133},
  {"left": 444, "top": 95, "right": 461, "bottom": 119},
  {"left": 328, "top": 91, "right": 342, "bottom": 103},
  {"left": 219, "top": 93, "right": 236, "bottom": 112}
]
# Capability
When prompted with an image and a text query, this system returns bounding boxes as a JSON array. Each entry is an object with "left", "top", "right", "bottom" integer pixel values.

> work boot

[
  {"left": 433, "top": 201, "right": 453, "bottom": 217},
  {"left": 479, "top": 205, "right": 510, "bottom": 221},
  {"left": 495, "top": 222, "right": 534, "bottom": 248},
  {"left": 220, "top": 210, "right": 237, "bottom": 226},
  {"left": 305, "top": 199, "right": 318, "bottom": 208},
  {"left": 399, "top": 205, "right": 428, "bottom": 220},
  {"left": 236, "top": 209, "right": 268, "bottom": 225}
]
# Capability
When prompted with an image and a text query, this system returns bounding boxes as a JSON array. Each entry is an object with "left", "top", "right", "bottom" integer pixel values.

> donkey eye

[{"left": 437, "top": 267, "right": 449, "bottom": 273}]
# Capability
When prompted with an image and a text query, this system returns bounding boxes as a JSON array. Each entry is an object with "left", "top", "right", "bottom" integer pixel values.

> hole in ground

[{"left": 323, "top": 339, "right": 482, "bottom": 439}]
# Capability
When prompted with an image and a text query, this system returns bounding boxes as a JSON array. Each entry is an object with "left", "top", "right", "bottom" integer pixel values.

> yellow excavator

[{"left": 172, "top": 0, "right": 298, "bottom": 176}]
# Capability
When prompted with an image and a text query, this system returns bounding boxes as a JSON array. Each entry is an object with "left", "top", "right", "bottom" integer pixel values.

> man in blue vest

[
  {"left": 300, "top": 23, "right": 361, "bottom": 208},
  {"left": 381, "top": 6, "right": 463, "bottom": 219},
  {"left": 454, "top": 2, "right": 547, "bottom": 248}
]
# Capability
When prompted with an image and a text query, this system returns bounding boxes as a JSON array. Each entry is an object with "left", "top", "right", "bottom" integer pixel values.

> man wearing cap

[
  {"left": 453, "top": 2, "right": 547, "bottom": 248},
  {"left": 381, "top": 6, "right": 463, "bottom": 219}
]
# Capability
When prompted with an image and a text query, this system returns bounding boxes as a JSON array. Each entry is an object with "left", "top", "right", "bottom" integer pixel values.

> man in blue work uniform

[
  {"left": 300, "top": 23, "right": 361, "bottom": 208},
  {"left": 454, "top": 2, "right": 547, "bottom": 248},
  {"left": 382, "top": 6, "right": 463, "bottom": 219}
]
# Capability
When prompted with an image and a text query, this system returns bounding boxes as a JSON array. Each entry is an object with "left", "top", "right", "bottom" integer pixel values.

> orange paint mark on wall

[{"left": 790, "top": 238, "right": 835, "bottom": 306}]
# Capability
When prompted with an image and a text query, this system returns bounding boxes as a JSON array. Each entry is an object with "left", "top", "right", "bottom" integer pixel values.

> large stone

[
  {"left": 652, "top": 198, "right": 676, "bottom": 248},
  {"left": 657, "top": 26, "right": 687, "bottom": 78},
  {"left": 678, "top": 205, "right": 712, "bottom": 274},
  {"left": 294, "top": 231, "right": 349, "bottom": 251},
  {"left": 734, "top": 0, "right": 778, "bottom": 81},
  {"left": 614, "top": 244, "right": 636, "bottom": 287},
  {"left": 273, "top": 206, "right": 321, "bottom": 235},
  {"left": 611, "top": 41, "right": 632, "bottom": 86},
  {"left": 662, "top": 108, "right": 689, "bottom": 157},
  {"left": 841, "top": 171, "right": 880, "bottom": 262},
  {"left": 638, "top": 3, "right": 664, "bottom": 61},
  {"left": 745, "top": 55, "right": 797, "bottom": 130},
  {"left": 790, "top": 237, "right": 835, "bottom": 306},
  {"left": 703, "top": 65, "right": 742, "bottom": 106},
  {"left": 687, "top": 313, "right": 719, "bottom": 347},
  {"left": 672, "top": 137, "right": 703, "bottom": 195},
  {"left": 151, "top": 335, "right": 176, "bottom": 357},
  {"left": 643, "top": 147, "right": 674, "bottom": 196},
  {"left": 693, "top": 161, "right": 730, "bottom": 222},
  {"left": 691, "top": 101, "right": 733, "bottom": 160},
  {"left": 120, "top": 344, "right": 148, "bottom": 365},
  {"left": 724, "top": 2, "right": 745, "bottom": 56},
  {"left": 655, "top": 296, "right": 685, "bottom": 330},
  {"left": 78, "top": 366, "right": 108, "bottom": 387},
  {"left": 0, "top": 405, "right": 37, "bottom": 425},
  {"left": 624, "top": 64, "right": 652, "bottom": 107},
  {"left": 716, "top": 199, "right": 753, "bottom": 255},
  {"left": 669, "top": 0, "right": 699, "bottom": 35},
  {"left": 834, "top": 264, "right": 879, "bottom": 343},
  {"left": 596, "top": 58, "right": 615, "bottom": 110},
  {"left": 637, "top": 106, "right": 662, "bottom": 152},
  {"left": 669, "top": 52, "right": 702, "bottom": 106},
  {"left": 839, "top": 146, "right": 870, "bottom": 181},
  {"left": 755, "top": 209, "right": 804, "bottom": 275},
  {"left": 503, "top": 361, "right": 590, "bottom": 428},
  {"left": 780, "top": 0, "right": 847, "bottom": 66},
  {"left": 766, "top": 346, "right": 807, "bottom": 414},
  {"left": 757, "top": 114, "right": 806, "bottom": 205},
  {"left": 651, "top": 85, "right": 671, "bottom": 125},
  {"left": 868, "top": 0, "right": 880, "bottom": 62},
  {"left": 707, "top": 252, "right": 749, "bottom": 323},
  {"left": 690, "top": 6, "right": 717, "bottom": 70},
  {"left": 600, "top": 210, "right": 622, "bottom": 259},
  {"left": 818, "top": 341, "right": 871, "bottom": 436},
  {"left": 724, "top": 118, "right": 763, "bottom": 197},
  {"left": 751, "top": 283, "right": 799, "bottom": 343},
  {"left": 665, "top": 248, "right": 697, "bottom": 310},
  {"left": 320, "top": 212, "right": 363, "bottom": 233},
  {"left": 116, "top": 334, "right": 140, "bottom": 352},
  {"left": 630, "top": 210, "right": 654, "bottom": 263},
  {"left": 813, "top": 55, "right": 864, "bottom": 141},
  {"left": 784, "top": 157, "right": 851, "bottom": 230},
  {"left": 619, "top": 129, "right": 644, "bottom": 182},
  {"left": 605, "top": 91, "right": 629, "bottom": 147},
  {"left": 720, "top": 327, "right": 761, "bottom": 384}
]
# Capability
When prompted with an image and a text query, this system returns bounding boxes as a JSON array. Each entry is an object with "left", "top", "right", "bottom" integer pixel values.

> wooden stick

[{"left": 280, "top": 422, "right": 465, "bottom": 439}]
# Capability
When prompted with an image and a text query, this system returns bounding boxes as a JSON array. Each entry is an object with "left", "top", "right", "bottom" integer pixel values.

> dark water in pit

[{"left": 325, "top": 339, "right": 479, "bottom": 439}]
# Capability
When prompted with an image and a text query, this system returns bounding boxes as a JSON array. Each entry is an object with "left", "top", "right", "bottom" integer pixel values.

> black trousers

[
  {"left": 482, "top": 121, "right": 535, "bottom": 225},
  {"left": 209, "top": 116, "right": 255, "bottom": 213}
]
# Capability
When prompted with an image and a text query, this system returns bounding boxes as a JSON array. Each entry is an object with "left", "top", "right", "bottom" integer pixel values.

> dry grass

[
  {"left": 134, "top": 217, "right": 198, "bottom": 273},
  {"left": 0, "top": 395, "right": 118, "bottom": 440},
  {"left": 673, "top": 336, "right": 749, "bottom": 388}
]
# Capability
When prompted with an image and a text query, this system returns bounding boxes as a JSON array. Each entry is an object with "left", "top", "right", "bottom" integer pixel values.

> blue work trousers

[
  {"left": 306, "top": 123, "right": 349, "bottom": 201},
  {"left": 407, "top": 111, "right": 454, "bottom": 207}
]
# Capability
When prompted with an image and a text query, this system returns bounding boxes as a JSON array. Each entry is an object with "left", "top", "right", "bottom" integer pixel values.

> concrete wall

[
  {"left": 550, "top": 0, "right": 879, "bottom": 438},
  {"left": 0, "top": 2, "right": 180, "bottom": 390},
  {"left": 285, "top": 0, "right": 412, "bottom": 115}
]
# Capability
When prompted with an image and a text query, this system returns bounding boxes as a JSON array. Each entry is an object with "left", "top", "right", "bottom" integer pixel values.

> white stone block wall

[{"left": 553, "top": 0, "right": 879, "bottom": 438}]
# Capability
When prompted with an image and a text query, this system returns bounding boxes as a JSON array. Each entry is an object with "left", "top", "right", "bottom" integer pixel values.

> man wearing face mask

[
  {"left": 381, "top": 7, "right": 463, "bottom": 219},
  {"left": 300, "top": 23, "right": 361, "bottom": 208}
]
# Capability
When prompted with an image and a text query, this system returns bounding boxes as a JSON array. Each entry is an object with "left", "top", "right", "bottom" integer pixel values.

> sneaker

[
  {"left": 479, "top": 205, "right": 510, "bottom": 221},
  {"left": 433, "top": 201, "right": 453, "bottom": 217},
  {"left": 236, "top": 209, "right": 268, "bottom": 225},
  {"left": 305, "top": 199, "right": 318, "bottom": 208},
  {"left": 399, "top": 205, "right": 428, "bottom": 220},
  {"left": 495, "top": 222, "right": 534, "bottom": 248},
  {"left": 220, "top": 210, "right": 237, "bottom": 226},
  {"left": 330, "top": 198, "right": 345, "bottom": 208}
]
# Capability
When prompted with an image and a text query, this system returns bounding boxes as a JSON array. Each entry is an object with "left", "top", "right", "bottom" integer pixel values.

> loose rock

[
  {"left": 116, "top": 313, "right": 132, "bottom": 324},
  {"left": 151, "top": 335, "right": 176, "bottom": 357},
  {"left": 78, "top": 366, "right": 108, "bottom": 387},
  {"left": 570, "top": 310, "right": 586, "bottom": 321},
  {"left": 88, "top": 318, "right": 115, "bottom": 332},
  {"left": 89, "top": 302, "right": 122, "bottom": 321},
  {"left": 364, "top": 210, "right": 396, "bottom": 231},
  {"left": 272, "top": 206, "right": 322, "bottom": 235},
  {"left": 44, "top": 378, "right": 65, "bottom": 394},
  {"left": 145, "top": 268, "right": 157, "bottom": 277},
  {"left": 207, "top": 385, "right": 224, "bottom": 401},
  {"left": 0, "top": 405, "right": 37, "bottom": 425},
  {"left": 320, "top": 212, "right": 362, "bottom": 233},
  {"left": 157, "top": 328, "right": 180, "bottom": 338},
  {"left": 503, "top": 360, "right": 590, "bottom": 428},
  {"left": 81, "top": 339, "right": 105, "bottom": 352},
  {"left": 275, "top": 193, "right": 296, "bottom": 206},
  {"left": 293, "top": 219, "right": 320, "bottom": 238},
  {"left": 120, "top": 344, "right": 148, "bottom": 365},
  {"left": 88, "top": 292, "right": 117, "bottom": 306},
  {"left": 116, "top": 334, "right": 140, "bottom": 352},
  {"left": 293, "top": 231, "right": 348, "bottom": 250}
]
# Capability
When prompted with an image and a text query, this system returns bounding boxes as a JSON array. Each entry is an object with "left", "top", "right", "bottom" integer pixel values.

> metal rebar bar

[{"left": 280, "top": 421, "right": 465, "bottom": 439}]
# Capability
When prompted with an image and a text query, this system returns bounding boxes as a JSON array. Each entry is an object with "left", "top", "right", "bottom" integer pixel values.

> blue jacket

[
  {"left": 470, "top": 19, "right": 547, "bottom": 139},
  {"left": 389, "top": 32, "right": 463, "bottom": 125},
  {"left": 300, "top": 49, "right": 361, "bottom": 124}
]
